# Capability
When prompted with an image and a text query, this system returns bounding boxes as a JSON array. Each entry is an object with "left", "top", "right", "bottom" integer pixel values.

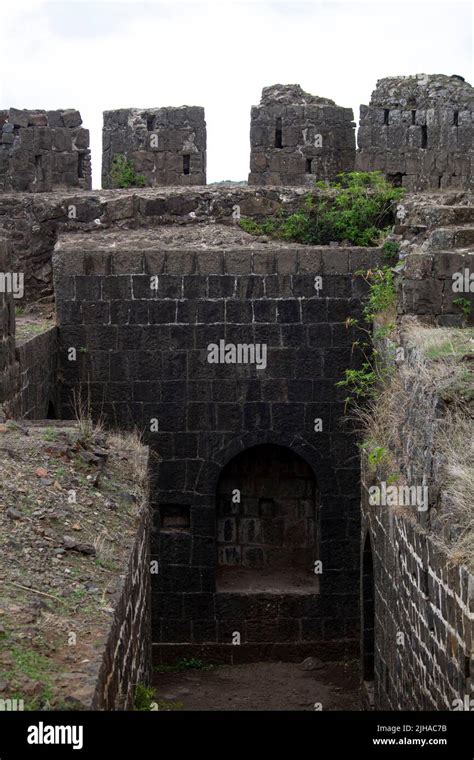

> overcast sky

[{"left": 1, "top": 0, "right": 472, "bottom": 187}]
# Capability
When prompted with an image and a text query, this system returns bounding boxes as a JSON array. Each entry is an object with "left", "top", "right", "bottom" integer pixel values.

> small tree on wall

[{"left": 109, "top": 154, "right": 146, "bottom": 188}]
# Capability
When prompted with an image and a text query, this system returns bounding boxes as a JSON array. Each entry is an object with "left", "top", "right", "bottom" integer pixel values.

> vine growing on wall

[{"left": 336, "top": 251, "right": 399, "bottom": 408}]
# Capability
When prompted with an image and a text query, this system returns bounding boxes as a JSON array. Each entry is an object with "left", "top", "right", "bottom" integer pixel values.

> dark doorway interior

[{"left": 216, "top": 444, "right": 319, "bottom": 593}]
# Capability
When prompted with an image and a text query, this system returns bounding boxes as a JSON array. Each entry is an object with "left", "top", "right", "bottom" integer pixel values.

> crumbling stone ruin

[
  {"left": 356, "top": 74, "right": 474, "bottom": 190},
  {"left": 0, "top": 73, "right": 472, "bottom": 714},
  {"left": 248, "top": 84, "right": 356, "bottom": 185},
  {"left": 102, "top": 107, "right": 207, "bottom": 188},
  {"left": 0, "top": 108, "right": 91, "bottom": 192}
]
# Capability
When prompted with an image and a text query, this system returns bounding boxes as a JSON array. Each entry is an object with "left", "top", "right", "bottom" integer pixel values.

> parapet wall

[
  {"left": 248, "top": 84, "right": 355, "bottom": 185},
  {"left": 361, "top": 330, "right": 473, "bottom": 709},
  {"left": 356, "top": 75, "right": 474, "bottom": 190},
  {"left": 102, "top": 107, "right": 206, "bottom": 188},
  {"left": 0, "top": 108, "right": 91, "bottom": 192}
]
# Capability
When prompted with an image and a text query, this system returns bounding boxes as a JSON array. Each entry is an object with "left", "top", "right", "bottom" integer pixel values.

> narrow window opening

[
  {"left": 438, "top": 175, "right": 442, "bottom": 189},
  {"left": 77, "top": 153, "right": 84, "bottom": 179},
  {"left": 421, "top": 125, "right": 428, "bottom": 148},
  {"left": 183, "top": 154, "right": 190, "bottom": 175},
  {"left": 46, "top": 400, "right": 57, "bottom": 420},
  {"left": 411, "top": 110, "right": 416, "bottom": 125},
  {"left": 275, "top": 117, "right": 283, "bottom": 148},
  {"left": 453, "top": 110, "right": 459, "bottom": 126},
  {"left": 146, "top": 114, "right": 156, "bottom": 131},
  {"left": 383, "top": 109, "right": 389, "bottom": 125},
  {"left": 305, "top": 158, "right": 312, "bottom": 174}
]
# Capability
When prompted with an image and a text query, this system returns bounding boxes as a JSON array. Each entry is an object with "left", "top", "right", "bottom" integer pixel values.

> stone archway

[{"left": 216, "top": 443, "right": 320, "bottom": 593}]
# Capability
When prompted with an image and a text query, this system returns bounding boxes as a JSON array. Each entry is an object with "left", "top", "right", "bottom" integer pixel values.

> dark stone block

[
  {"left": 184, "top": 593, "right": 215, "bottom": 619},
  {"left": 160, "top": 532, "right": 192, "bottom": 565},
  {"left": 198, "top": 301, "right": 225, "bottom": 323},
  {"left": 253, "top": 300, "right": 277, "bottom": 322},
  {"left": 208, "top": 275, "right": 235, "bottom": 298},
  {"left": 277, "top": 300, "right": 301, "bottom": 323},
  {"left": 191, "top": 506, "right": 215, "bottom": 537},
  {"left": 216, "top": 403, "right": 242, "bottom": 431},
  {"left": 149, "top": 301, "right": 176, "bottom": 324},
  {"left": 75, "top": 275, "right": 101, "bottom": 301},
  {"left": 280, "top": 323, "right": 305, "bottom": 347},
  {"left": 192, "top": 619, "right": 217, "bottom": 642},
  {"left": 302, "top": 299, "right": 328, "bottom": 322},
  {"left": 225, "top": 301, "right": 253, "bottom": 323},
  {"left": 159, "top": 276, "right": 183, "bottom": 299},
  {"left": 183, "top": 276, "right": 208, "bottom": 299},
  {"left": 161, "top": 619, "right": 192, "bottom": 643},
  {"left": 102, "top": 275, "right": 132, "bottom": 300},
  {"left": 187, "top": 403, "right": 215, "bottom": 431},
  {"left": 152, "top": 593, "right": 184, "bottom": 620},
  {"left": 192, "top": 536, "right": 215, "bottom": 566},
  {"left": 243, "top": 402, "right": 271, "bottom": 430}
]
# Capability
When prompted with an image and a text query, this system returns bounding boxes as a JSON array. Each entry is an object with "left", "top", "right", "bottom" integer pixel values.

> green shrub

[
  {"left": 134, "top": 684, "right": 156, "bottom": 711},
  {"left": 110, "top": 154, "right": 146, "bottom": 188},
  {"left": 239, "top": 171, "right": 404, "bottom": 246}
]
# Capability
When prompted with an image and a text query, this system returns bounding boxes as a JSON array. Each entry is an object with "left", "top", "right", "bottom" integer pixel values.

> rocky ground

[{"left": 0, "top": 421, "right": 147, "bottom": 709}]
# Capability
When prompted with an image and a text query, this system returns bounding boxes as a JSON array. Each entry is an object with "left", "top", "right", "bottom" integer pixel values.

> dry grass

[
  {"left": 107, "top": 428, "right": 149, "bottom": 495},
  {"left": 361, "top": 320, "right": 473, "bottom": 569}
]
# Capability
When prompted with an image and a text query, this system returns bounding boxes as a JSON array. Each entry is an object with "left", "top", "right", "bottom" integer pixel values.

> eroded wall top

[
  {"left": 0, "top": 108, "right": 91, "bottom": 193},
  {"left": 356, "top": 74, "right": 474, "bottom": 190},
  {"left": 102, "top": 106, "right": 207, "bottom": 188},
  {"left": 248, "top": 83, "right": 355, "bottom": 186}
]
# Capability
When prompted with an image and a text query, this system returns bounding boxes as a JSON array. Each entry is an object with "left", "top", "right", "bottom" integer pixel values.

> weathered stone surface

[
  {"left": 0, "top": 108, "right": 91, "bottom": 193},
  {"left": 248, "top": 84, "right": 355, "bottom": 186},
  {"left": 356, "top": 74, "right": 474, "bottom": 190},
  {"left": 102, "top": 106, "right": 206, "bottom": 188}
]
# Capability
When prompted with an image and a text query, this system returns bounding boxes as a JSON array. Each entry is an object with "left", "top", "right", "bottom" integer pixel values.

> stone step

[
  {"left": 419, "top": 205, "right": 474, "bottom": 227},
  {"left": 428, "top": 225, "right": 474, "bottom": 250}
]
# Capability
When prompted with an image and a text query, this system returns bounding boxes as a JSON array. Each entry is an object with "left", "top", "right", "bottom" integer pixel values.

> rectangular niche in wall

[
  {"left": 216, "top": 444, "right": 320, "bottom": 593},
  {"left": 161, "top": 504, "right": 190, "bottom": 532}
]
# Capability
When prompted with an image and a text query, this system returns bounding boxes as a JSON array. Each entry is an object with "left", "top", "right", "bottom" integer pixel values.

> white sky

[{"left": 0, "top": 0, "right": 472, "bottom": 187}]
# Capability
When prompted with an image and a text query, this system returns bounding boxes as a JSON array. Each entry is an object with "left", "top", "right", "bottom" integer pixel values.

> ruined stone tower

[
  {"left": 102, "top": 107, "right": 207, "bottom": 188},
  {"left": 248, "top": 84, "right": 356, "bottom": 186},
  {"left": 0, "top": 108, "right": 91, "bottom": 192},
  {"left": 356, "top": 74, "right": 474, "bottom": 190}
]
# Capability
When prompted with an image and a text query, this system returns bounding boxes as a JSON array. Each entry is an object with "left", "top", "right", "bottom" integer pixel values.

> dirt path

[{"left": 152, "top": 660, "right": 361, "bottom": 711}]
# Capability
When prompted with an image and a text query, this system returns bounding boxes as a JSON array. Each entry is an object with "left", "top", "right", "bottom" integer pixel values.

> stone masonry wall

[
  {"left": 249, "top": 84, "right": 355, "bottom": 186},
  {"left": 0, "top": 236, "right": 20, "bottom": 414},
  {"left": 0, "top": 108, "right": 91, "bottom": 192},
  {"left": 92, "top": 502, "right": 152, "bottom": 709},
  {"left": 356, "top": 75, "right": 474, "bottom": 191},
  {"left": 53, "top": 230, "right": 384, "bottom": 662},
  {"left": 0, "top": 186, "right": 312, "bottom": 302},
  {"left": 7, "top": 327, "right": 58, "bottom": 419},
  {"left": 360, "top": 333, "right": 473, "bottom": 710},
  {"left": 102, "top": 107, "right": 206, "bottom": 188}
]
